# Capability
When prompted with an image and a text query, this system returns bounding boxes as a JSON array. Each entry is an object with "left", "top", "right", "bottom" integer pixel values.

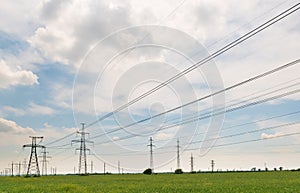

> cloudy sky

[{"left": 0, "top": 0, "right": 300, "bottom": 174}]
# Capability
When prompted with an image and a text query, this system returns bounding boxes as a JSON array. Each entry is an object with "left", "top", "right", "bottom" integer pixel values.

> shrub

[
  {"left": 175, "top": 169, "right": 183, "bottom": 174},
  {"left": 143, "top": 168, "right": 152, "bottom": 175}
]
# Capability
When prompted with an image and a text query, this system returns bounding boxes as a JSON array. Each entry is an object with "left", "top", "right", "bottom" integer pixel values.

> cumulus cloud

[
  {"left": 1, "top": 103, "right": 56, "bottom": 117},
  {"left": 27, "top": 102, "right": 56, "bottom": 115},
  {"left": 261, "top": 132, "right": 282, "bottom": 139},
  {"left": 2, "top": 106, "right": 26, "bottom": 116},
  {"left": 113, "top": 136, "right": 120, "bottom": 141},
  {"left": 155, "top": 132, "right": 173, "bottom": 140},
  {"left": 29, "top": 0, "right": 131, "bottom": 67},
  {"left": 0, "top": 60, "right": 39, "bottom": 89},
  {"left": 37, "top": 122, "right": 77, "bottom": 140},
  {"left": 0, "top": 117, "right": 35, "bottom": 134}
]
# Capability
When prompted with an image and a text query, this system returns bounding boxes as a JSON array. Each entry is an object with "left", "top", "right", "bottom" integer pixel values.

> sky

[{"left": 0, "top": 0, "right": 300, "bottom": 175}]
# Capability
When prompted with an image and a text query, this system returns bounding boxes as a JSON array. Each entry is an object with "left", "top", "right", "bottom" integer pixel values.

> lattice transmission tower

[
  {"left": 39, "top": 147, "right": 51, "bottom": 175},
  {"left": 148, "top": 137, "right": 155, "bottom": 172},
  {"left": 72, "top": 123, "right": 93, "bottom": 175},
  {"left": 23, "top": 136, "right": 45, "bottom": 176}
]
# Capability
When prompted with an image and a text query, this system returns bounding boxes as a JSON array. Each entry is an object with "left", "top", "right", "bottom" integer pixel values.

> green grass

[{"left": 0, "top": 171, "right": 300, "bottom": 193}]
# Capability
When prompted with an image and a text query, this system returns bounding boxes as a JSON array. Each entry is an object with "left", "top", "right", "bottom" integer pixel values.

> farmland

[{"left": 0, "top": 171, "right": 300, "bottom": 193}]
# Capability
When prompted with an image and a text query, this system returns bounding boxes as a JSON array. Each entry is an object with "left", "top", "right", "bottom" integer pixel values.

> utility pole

[
  {"left": 147, "top": 137, "right": 155, "bottom": 172},
  {"left": 23, "top": 136, "right": 45, "bottom": 176},
  {"left": 176, "top": 139, "right": 180, "bottom": 169},
  {"left": 118, "top": 161, "right": 120, "bottom": 174},
  {"left": 72, "top": 123, "right": 93, "bottom": 175},
  {"left": 39, "top": 147, "right": 51, "bottom": 175},
  {"left": 190, "top": 153, "right": 194, "bottom": 172},
  {"left": 211, "top": 160, "right": 215, "bottom": 173},
  {"left": 91, "top": 160, "right": 93, "bottom": 174}
]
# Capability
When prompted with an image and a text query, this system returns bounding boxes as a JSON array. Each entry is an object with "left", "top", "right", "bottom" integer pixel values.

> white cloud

[
  {"left": 0, "top": 117, "right": 35, "bottom": 134},
  {"left": 113, "top": 136, "right": 120, "bottom": 141},
  {"left": 36, "top": 122, "right": 77, "bottom": 140},
  {"left": 2, "top": 106, "right": 25, "bottom": 116},
  {"left": 0, "top": 0, "right": 300, "bottom": 172},
  {"left": 258, "top": 119, "right": 300, "bottom": 143},
  {"left": 1, "top": 103, "right": 56, "bottom": 117},
  {"left": 261, "top": 132, "right": 282, "bottom": 139},
  {"left": 0, "top": 0, "right": 39, "bottom": 37},
  {"left": 27, "top": 102, "right": 56, "bottom": 115},
  {"left": 155, "top": 132, "right": 173, "bottom": 140},
  {"left": 29, "top": 0, "right": 131, "bottom": 67},
  {"left": 48, "top": 83, "right": 73, "bottom": 109},
  {"left": 0, "top": 60, "right": 39, "bottom": 89}
]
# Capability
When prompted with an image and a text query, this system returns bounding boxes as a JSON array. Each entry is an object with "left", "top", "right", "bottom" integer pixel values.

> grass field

[{"left": 0, "top": 171, "right": 300, "bottom": 193}]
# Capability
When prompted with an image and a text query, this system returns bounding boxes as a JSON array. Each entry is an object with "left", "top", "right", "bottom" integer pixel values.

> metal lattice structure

[
  {"left": 39, "top": 147, "right": 51, "bottom": 175},
  {"left": 176, "top": 139, "right": 180, "bottom": 169},
  {"left": 190, "top": 153, "right": 194, "bottom": 172},
  {"left": 72, "top": 123, "right": 93, "bottom": 175},
  {"left": 23, "top": 136, "right": 45, "bottom": 176},
  {"left": 148, "top": 137, "right": 155, "bottom": 172}
]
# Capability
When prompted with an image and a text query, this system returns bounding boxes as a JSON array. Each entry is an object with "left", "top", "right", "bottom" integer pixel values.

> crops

[{"left": 0, "top": 171, "right": 300, "bottom": 193}]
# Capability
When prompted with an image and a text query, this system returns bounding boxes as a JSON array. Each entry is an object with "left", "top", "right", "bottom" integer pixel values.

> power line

[
  {"left": 188, "top": 121, "right": 300, "bottom": 146},
  {"left": 92, "top": 88, "right": 300, "bottom": 146},
  {"left": 45, "top": 132, "right": 77, "bottom": 146},
  {"left": 157, "top": 88, "right": 300, "bottom": 133},
  {"left": 96, "top": 81, "right": 300, "bottom": 147},
  {"left": 89, "top": 59, "right": 300, "bottom": 139},
  {"left": 93, "top": 120, "right": 300, "bottom": 157},
  {"left": 85, "top": 3, "right": 300, "bottom": 129},
  {"left": 188, "top": 131, "right": 300, "bottom": 151}
]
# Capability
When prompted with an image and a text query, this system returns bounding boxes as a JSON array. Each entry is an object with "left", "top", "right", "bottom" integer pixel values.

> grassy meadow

[{"left": 0, "top": 171, "right": 300, "bottom": 193}]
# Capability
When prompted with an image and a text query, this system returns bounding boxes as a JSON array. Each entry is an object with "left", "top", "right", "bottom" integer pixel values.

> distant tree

[
  {"left": 143, "top": 168, "right": 152, "bottom": 175},
  {"left": 279, "top": 167, "right": 283, "bottom": 171},
  {"left": 274, "top": 168, "right": 277, "bottom": 171},
  {"left": 175, "top": 169, "right": 183, "bottom": 174}
]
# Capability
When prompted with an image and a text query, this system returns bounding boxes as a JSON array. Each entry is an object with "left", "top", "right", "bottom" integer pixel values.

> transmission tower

[
  {"left": 22, "top": 158, "right": 27, "bottom": 175},
  {"left": 39, "top": 147, "right": 51, "bottom": 175},
  {"left": 190, "top": 153, "right": 194, "bottom": 172},
  {"left": 211, "top": 160, "right": 215, "bottom": 172},
  {"left": 11, "top": 162, "right": 19, "bottom": 176},
  {"left": 72, "top": 123, "right": 93, "bottom": 175},
  {"left": 148, "top": 137, "right": 155, "bottom": 172},
  {"left": 103, "top": 162, "right": 106, "bottom": 174},
  {"left": 23, "top": 136, "right": 45, "bottom": 176},
  {"left": 176, "top": 139, "right": 180, "bottom": 169}
]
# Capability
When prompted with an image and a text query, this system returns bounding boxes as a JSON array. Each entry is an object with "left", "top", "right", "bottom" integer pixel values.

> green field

[{"left": 0, "top": 172, "right": 300, "bottom": 193}]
